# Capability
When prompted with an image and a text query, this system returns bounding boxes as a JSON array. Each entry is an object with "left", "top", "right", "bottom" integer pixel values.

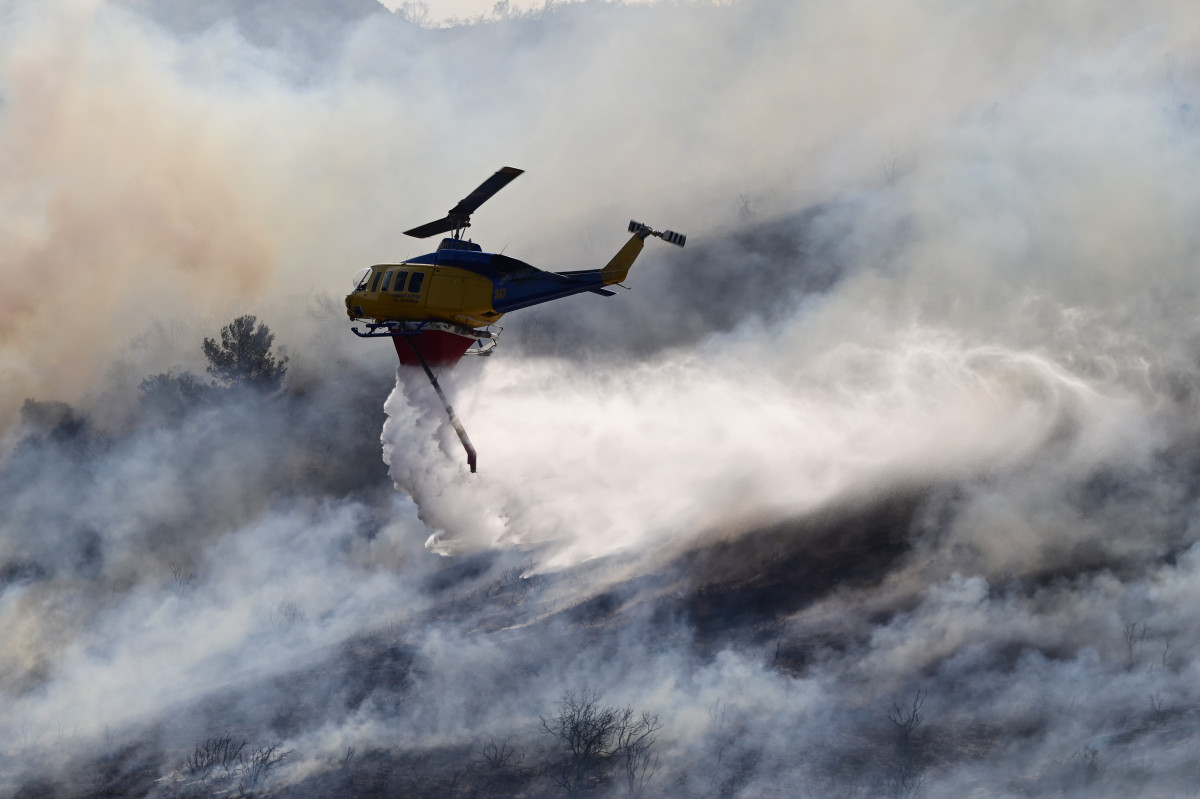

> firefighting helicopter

[{"left": 345, "top": 166, "right": 686, "bottom": 473}]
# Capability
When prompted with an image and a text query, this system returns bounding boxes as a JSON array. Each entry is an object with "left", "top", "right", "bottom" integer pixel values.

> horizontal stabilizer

[{"left": 588, "top": 287, "right": 617, "bottom": 297}]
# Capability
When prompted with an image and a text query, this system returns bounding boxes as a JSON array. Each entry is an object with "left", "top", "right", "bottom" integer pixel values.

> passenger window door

[
  {"left": 407, "top": 272, "right": 425, "bottom": 293},
  {"left": 393, "top": 271, "right": 408, "bottom": 292}
]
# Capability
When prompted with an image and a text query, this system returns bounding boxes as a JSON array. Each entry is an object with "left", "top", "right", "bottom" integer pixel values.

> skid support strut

[{"left": 405, "top": 337, "right": 478, "bottom": 473}]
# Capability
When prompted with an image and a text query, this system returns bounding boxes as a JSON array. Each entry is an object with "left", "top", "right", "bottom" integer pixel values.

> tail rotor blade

[
  {"left": 628, "top": 219, "right": 687, "bottom": 247},
  {"left": 661, "top": 229, "right": 686, "bottom": 247}
]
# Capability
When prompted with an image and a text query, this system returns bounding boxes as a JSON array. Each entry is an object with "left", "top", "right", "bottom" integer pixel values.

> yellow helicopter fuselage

[{"left": 345, "top": 262, "right": 502, "bottom": 330}]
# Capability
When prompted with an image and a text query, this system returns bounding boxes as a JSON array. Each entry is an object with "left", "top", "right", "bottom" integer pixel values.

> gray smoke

[{"left": 4, "top": 0, "right": 1200, "bottom": 797}]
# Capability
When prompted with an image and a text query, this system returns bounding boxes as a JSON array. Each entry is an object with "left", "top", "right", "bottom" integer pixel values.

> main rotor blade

[
  {"left": 403, "top": 216, "right": 460, "bottom": 239},
  {"left": 448, "top": 166, "right": 524, "bottom": 218},
  {"left": 403, "top": 166, "right": 524, "bottom": 239}
]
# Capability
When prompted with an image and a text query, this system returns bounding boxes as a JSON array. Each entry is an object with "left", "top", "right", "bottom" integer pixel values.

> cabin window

[
  {"left": 407, "top": 272, "right": 425, "bottom": 293},
  {"left": 381, "top": 270, "right": 394, "bottom": 292},
  {"left": 392, "top": 271, "right": 408, "bottom": 292},
  {"left": 352, "top": 267, "right": 371, "bottom": 291},
  {"left": 370, "top": 271, "right": 383, "bottom": 292}
]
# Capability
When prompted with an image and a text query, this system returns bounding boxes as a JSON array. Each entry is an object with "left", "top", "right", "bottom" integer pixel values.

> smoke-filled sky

[
  {"left": 5, "top": 0, "right": 1200, "bottom": 796},
  {"left": 379, "top": 0, "right": 668, "bottom": 26},
  {"left": 4, "top": 0, "right": 1199, "bottom": 428}
]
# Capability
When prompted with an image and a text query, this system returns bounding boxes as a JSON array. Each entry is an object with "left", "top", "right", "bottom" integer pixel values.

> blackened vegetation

[
  {"left": 886, "top": 691, "right": 927, "bottom": 798},
  {"left": 540, "top": 690, "right": 661, "bottom": 797},
  {"left": 16, "top": 316, "right": 1200, "bottom": 798},
  {"left": 339, "top": 636, "right": 418, "bottom": 713},
  {"left": 89, "top": 742, "right": 164, "bottom": 799},
  {"left": 138, "top": 371, "right": 213, "bottom": 423},
  {"left": 422, "top": 551, "right": 503, "bottom": 595},
  {"left": 670, "top": 491, "right": 925, "bottom": 653},
  {"left": 19, "top": 399, "right": 92, "bottom": 443},
  {"left": 159, "top": 735, "right": 291, "bottom": 799},
  {"left": 15, "top": 475, "right": 1200, "bottom": 797},
  {"left": 471, "top": 738, "right": 534, "bottom": 797},
  {"left": 252, "top": 686, "right": 662, "bottom": 798}
]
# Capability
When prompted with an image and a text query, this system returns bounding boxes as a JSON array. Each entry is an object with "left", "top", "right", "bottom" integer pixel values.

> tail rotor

[{"left": 628, "top": 219, "right": 686, "bottom": 247}]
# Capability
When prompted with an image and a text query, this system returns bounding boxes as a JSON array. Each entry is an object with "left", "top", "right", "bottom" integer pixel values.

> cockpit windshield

[{"left": 351, "top": 267, "right": 372, "bottom": 291}]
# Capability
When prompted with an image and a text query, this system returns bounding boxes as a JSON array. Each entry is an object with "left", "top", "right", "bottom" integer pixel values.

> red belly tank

[{"left": 393, "top": 330, "right": 474, "bottom": 369}]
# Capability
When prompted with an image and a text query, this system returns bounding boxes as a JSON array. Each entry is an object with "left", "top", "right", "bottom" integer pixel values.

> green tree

[{"left": 202, "top": 315, "right": 288, "bottom": 391}]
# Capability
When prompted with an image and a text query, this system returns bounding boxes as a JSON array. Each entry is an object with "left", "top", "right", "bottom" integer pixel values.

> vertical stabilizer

[{"left": 599, "top": 234, "right": 647, "bottom": 285}]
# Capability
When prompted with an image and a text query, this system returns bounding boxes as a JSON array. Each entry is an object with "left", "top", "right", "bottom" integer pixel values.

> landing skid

[{"left": 350, "top": 319, "right": 497, "bottom": 343}]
